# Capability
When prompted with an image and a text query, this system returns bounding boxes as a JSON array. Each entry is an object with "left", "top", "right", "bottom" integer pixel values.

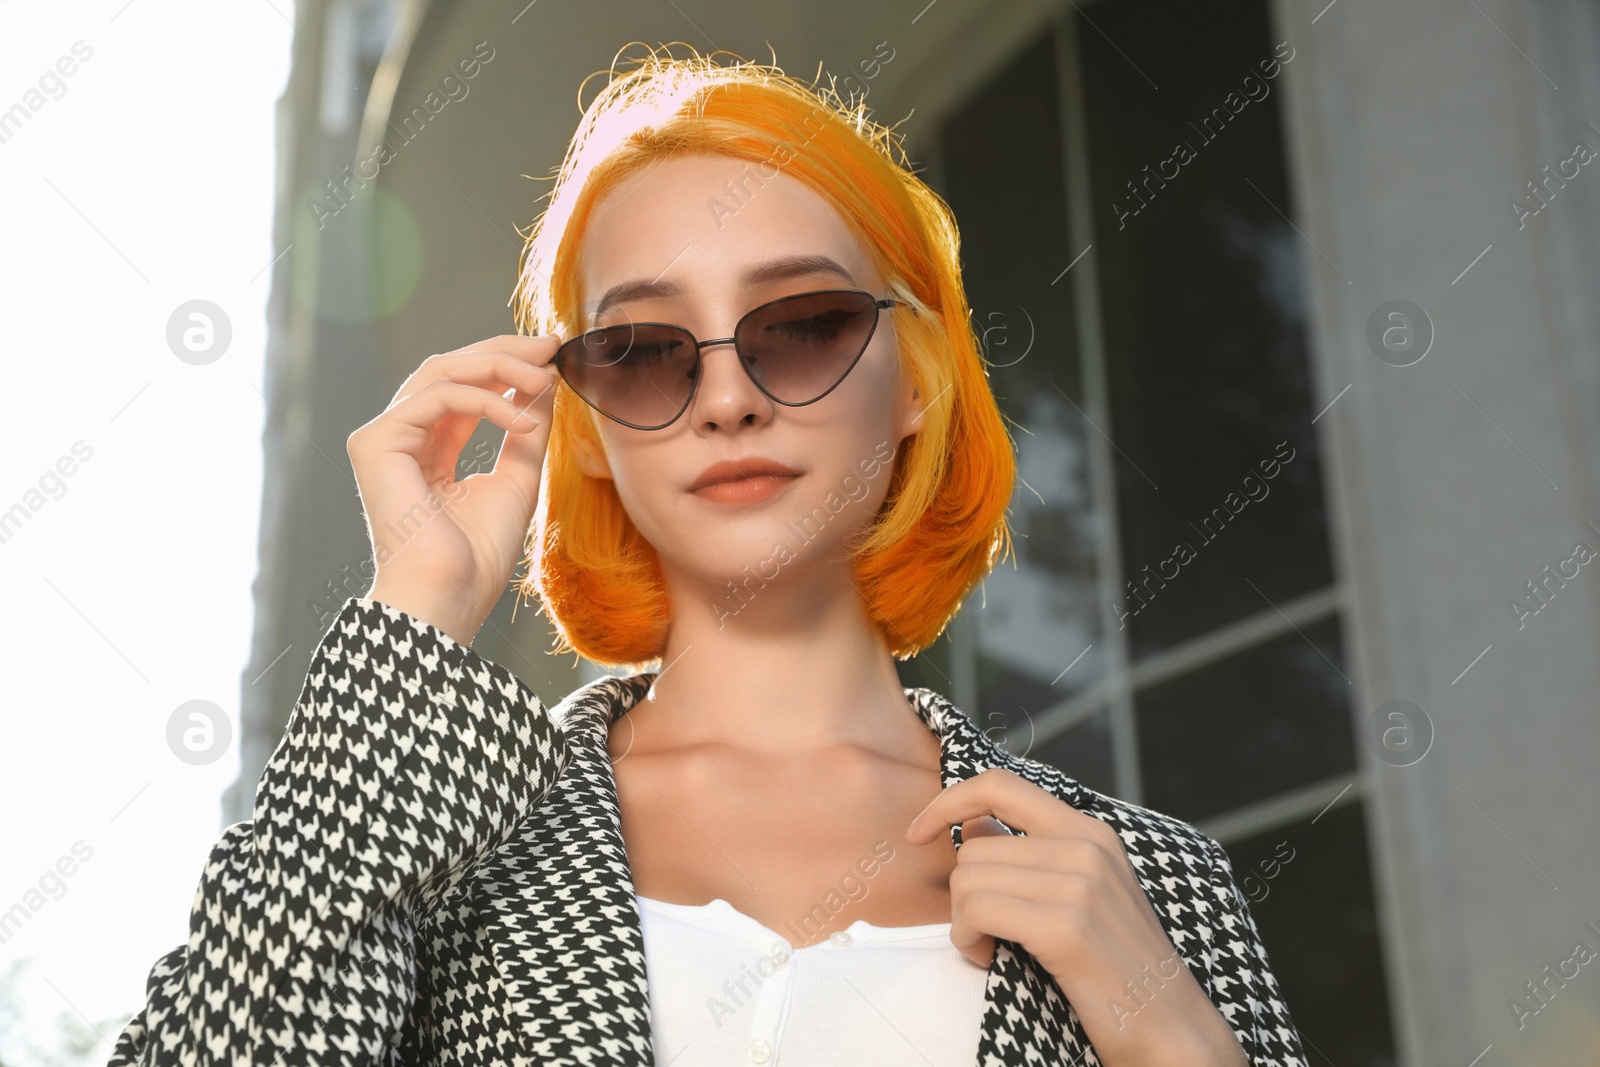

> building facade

[{"left": 233, "top": 2, "right": 1600, "bottom": 1063}]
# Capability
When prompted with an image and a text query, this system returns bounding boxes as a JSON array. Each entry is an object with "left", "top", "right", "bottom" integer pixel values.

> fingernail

[{"left": 906, "top": 806, "right": 933, "bottom": 838}]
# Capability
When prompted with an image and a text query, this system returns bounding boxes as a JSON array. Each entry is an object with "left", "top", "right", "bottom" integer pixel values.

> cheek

[
  {"left": 833, "top": 340, "right": 904, "bottom": 424},
  {"left": 593, "top": 435, "right": 670, "bottom": 519},
  {"left": 843, "top": 386, "right": 894, "bottom": 446},
  {"left": 608, "top": 453, "right": 664, "bottom": 508},
  {"left": 608, "top": 471, "right": 683, "bottom": 558},
  {"left": 600, "top": 434, "right": 737, "bottom": 558}
]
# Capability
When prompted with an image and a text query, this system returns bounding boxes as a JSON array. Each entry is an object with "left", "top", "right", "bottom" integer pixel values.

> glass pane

[
  {"left": 1135, "top": 615, "right": 1356, "bottom": 823},
  {"left": 1029, "top": 707, "right": 1116, "bottom": 796},
  {"left": 1224, "top": 802, "right": 1398, "bottom": 1066},
  {"left": 934, "top": 31, "right": 1107, "bottom": 713},
  {"left": 1075, "top": 0, "right": 1334, "bottom": 659},
  {"left": 896, "top": 627, "right": 956, "bottom": 695}
]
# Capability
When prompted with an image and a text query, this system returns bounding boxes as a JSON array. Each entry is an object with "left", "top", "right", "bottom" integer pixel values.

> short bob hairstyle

[{"left": 509, "top": 42, "right": 1015, "bottom": 670}]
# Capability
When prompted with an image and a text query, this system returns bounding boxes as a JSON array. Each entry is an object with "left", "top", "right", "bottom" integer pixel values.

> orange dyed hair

[{"left": 508, "top": 41, "right": 1015, "bottom": 669}]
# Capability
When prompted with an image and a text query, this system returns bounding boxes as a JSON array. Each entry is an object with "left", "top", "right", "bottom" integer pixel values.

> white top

[{"left": 634, "top": 893, "right": 989, "bottom": 1065}]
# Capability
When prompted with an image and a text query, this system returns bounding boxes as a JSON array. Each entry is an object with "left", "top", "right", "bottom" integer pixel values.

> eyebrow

[{"left": 587, "top": 254, "right": 858, "bottom": 319}]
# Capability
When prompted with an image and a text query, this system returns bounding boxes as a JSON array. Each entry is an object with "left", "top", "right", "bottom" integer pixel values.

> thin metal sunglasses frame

[{"left": 551, "top": 287, "right": 918, "bottom": 430}]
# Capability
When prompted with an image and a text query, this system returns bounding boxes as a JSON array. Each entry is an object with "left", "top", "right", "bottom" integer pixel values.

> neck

[{"left": 624, "top": 558, "right": 929, "bottom": 760}]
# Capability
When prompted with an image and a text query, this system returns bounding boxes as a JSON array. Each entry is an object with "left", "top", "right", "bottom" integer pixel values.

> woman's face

[{"left": 570, "top": 151, "right": 925, "bottom": 608}]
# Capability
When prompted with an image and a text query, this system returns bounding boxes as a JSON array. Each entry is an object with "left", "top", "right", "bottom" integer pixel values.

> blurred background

[{"left": 3, "top": 1, "right": 1598, "bottom": 1064}]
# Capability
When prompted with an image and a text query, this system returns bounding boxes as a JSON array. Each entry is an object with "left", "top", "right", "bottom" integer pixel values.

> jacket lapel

[
  {"left": 475, "top": 673, "right": 1093, "bottom": 1067},
  {"left": 473, "top": 673, "right": 657, "bottom": 1066},
  {"left": 909, "top": 686, "right": 1101, "bottom": 1066}
]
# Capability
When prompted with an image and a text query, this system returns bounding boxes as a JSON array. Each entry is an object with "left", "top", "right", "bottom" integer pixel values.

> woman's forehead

[{"left": 578, "top": 153, "right": 878, "bottom": 309}]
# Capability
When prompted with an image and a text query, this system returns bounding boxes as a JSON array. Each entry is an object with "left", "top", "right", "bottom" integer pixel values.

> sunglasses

[{"left": 551, "top": 288, "right": 915, "bottom": 430}]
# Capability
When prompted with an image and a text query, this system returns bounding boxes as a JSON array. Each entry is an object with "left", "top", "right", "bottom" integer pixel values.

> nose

[{"left": 688, "top": 339, "right": 774, "bottom": 433}]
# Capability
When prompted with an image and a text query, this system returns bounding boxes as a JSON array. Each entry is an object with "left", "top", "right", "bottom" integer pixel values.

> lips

[{"left": 688, "top": 458, "right": 802, "bottom": 492}]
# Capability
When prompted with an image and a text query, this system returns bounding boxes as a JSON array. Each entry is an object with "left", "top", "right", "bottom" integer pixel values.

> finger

[
  {"left": 961, "top": 815, "right": 1012, "bottom": 841},
  {"left": 391, "top": 347, "right": 559, "bottom": 407},
  {"left": 952, "top": 860, "right": 1082, "bottom": 905},
  {"left": 389, "top": 334, "right": 559, "bottom": 402},
  {"left": 352, "top": 391, "right": 519, "bottom": 494},
  {"left": 951, "top": 930, "right": 994, "bottom": 971},
  {"left": 455, "top": 332, "right": 562, "bottom": 364},
  {"left": 943, "top": 884, "right": 996, "bottom": 969},
  {"left": 475, "top": 383, "right": 555, "bottom": 506},
  {"left": 443, "top": 371, "right": 556, "bottom": 484},
  {"left": 363, "top": 381, "right": 540, "bottom": 456},
  {"left": 905, "top": 768, "right": 1081, "bottom": 844},
  {"left": 955, "top": 831, "right": 1124, "bottom": 874},
  {"left": 950, "top": 890, "right": 1051, "bottom": 962}
]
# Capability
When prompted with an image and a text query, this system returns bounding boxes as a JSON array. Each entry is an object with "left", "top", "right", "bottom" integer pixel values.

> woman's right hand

[{"left": 346, "top": 334, "right": 561, "bottom": 645}]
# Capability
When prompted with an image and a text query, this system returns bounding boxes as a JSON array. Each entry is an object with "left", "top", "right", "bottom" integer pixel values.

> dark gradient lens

[
  {"left": 556, "top": 322, "right": 698, "bottom": 429},
  {"left": 555, "top": 290, "right": 887, "bottom": 429},
  {"left": 737, "top": 290, "right": 880, "bottom": 404}
]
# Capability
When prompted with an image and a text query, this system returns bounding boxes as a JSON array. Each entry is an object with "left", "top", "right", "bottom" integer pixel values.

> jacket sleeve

[
  {"left": 1200, "top": 834, "right": 1310, "bottom": 1067},
  {"left": 107, "top": 597, "right": 570, "bottom": 1066}
]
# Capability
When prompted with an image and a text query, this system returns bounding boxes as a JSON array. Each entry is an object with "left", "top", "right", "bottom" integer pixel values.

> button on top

[
  {"left": 748, "top": 1037, "right": 772, "bottom": 1062},
  {"left": 830, "top": 930, "right": 854, "bottom": 947}
]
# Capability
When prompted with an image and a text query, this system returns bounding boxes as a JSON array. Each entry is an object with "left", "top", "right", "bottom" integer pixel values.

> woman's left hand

[{"left": 904, "top": 767, "right": 1250, "bottom": 1067}]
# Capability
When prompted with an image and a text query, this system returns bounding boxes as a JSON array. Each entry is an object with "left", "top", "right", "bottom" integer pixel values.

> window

[{"left": 898, "top": 3, "right": 1398, "bottom": 1062}]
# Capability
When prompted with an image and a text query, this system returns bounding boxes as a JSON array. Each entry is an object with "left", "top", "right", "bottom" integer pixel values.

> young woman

[{"left": 110, "top": 44, "right": 1307, "bottom": 1067}]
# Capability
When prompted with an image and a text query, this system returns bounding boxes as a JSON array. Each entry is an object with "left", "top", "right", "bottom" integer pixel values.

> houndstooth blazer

[{"left": 109, "top": 597, "right": 1309, "bottom": 1066}]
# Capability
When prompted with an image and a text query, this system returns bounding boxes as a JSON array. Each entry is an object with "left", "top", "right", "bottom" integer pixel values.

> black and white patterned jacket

[{"left": 109, "top": 597, "right": 1309, "bottom": 1066}]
